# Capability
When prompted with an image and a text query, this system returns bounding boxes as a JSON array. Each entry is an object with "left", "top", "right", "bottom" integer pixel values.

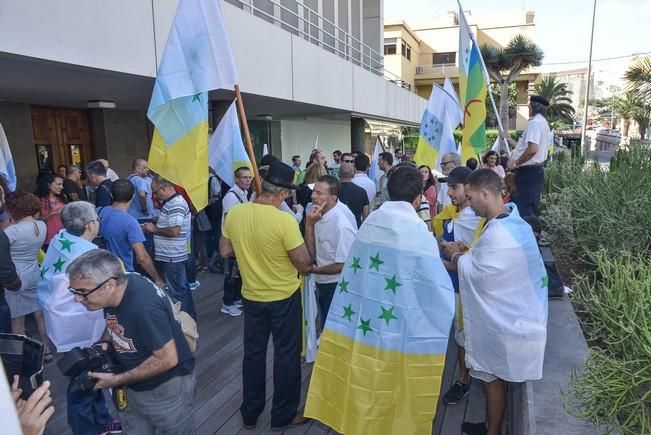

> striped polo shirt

[{"left": 154, "top": 194, "right": 190, "bottom": 263}]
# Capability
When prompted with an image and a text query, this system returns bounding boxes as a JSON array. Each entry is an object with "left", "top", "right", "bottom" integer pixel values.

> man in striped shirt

[{"left": 142, "top": 176, "right": 195, "bottom": 319}]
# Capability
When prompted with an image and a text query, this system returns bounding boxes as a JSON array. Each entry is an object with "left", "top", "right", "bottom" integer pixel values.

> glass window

[
  {"left": 401, "top": 41, "right": 412, "bottom": 61},
  {"left": 432, "top": 52, "right": 456, "bottom": 65},
  {"left": 384, "top": 38, "right": 397, "bottom": 55}
]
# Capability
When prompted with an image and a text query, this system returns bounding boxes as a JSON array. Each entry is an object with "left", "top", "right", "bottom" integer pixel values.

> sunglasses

[{"left": 68, "top": 276, "right": 117, "bottom": 300}]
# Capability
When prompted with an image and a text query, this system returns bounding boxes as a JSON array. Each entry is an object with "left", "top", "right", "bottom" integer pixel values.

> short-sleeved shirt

[
  {"left": 313, "top": 201, "right": 357, "bottom": 284},
  {"left": 63, "top": 179, "right": 87, "bottom": 202},
  {"left": 352, "top": 173, "right": 377, "bottom": 204},
  {"left": 99, "top": 207, "right": 146, "bottom": 272},
  {"left": 154, "top": 194, "right": 190, "bottom": 263},
  {"left": 94, "top": 179, "right": 113, "bottom": 208},
  {"left": 127, "top": 175, "right": 156, "bottom": 220},
  {"left": 437, "top": 183, "right": 451, "bottom": 207},
  {"left": 104, "top": 273, "right": 194, "bottom": 391},
  {"left": 338, "top": 182, "right": 369, "bottom": 228},
  {"left": 511, "top": 114, "right": 551, "bottom": 166},
  {"left": 221, "top": 185, "right": 249, "bottom": 229},
  {"left": 222, "top": 202, "right": 304, "bottom": 302}
]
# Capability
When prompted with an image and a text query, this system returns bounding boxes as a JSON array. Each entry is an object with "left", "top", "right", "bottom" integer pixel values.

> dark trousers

[
  {"left": 222, "top": 257, "right": 242, "bottom": 306},
  {"left": 315, "top": 282, "right": 337, "bottom": 331},
  {"left": 162, "top": 261, "right": 197, "bottom": 319},
  {"left": 513, "top": 164, "right": 544, "bottom": 217},
  {"left": 241, "top": 290, "right": 302, "bottom": 428},
  {"left": 0, "top": 298, "right": 11, "bottom": 333},
  {"left": 67, "top": 378, "right": 112, "bottom": 435}
]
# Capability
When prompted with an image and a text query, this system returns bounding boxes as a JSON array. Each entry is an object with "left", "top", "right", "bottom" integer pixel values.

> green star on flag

[
  {"left": 53, "top": 257, "right": 66, "bottom": 273},
  {"left": 357, "top": 318, "right": 373, "bottom": 336},
  {"left": 59, "top": 238, "right": 74, "bottom": 252},
  {"left": 384, "top": 275, "right": 402, "bottom": 294},
  {"left": 369, "top": 253, "right": 384, "bottom": 271},
  {"left": 378, "top": 306, "right": 398, "bottom": 326},
  {"left": 541, "top": 275, "right": 548, "bottom": 288},
  {"left": 39, "top": 267, "right": 49, "bottom": 280},
  {"left": 342, "top": 304, "right": 356, "bottom": 322},
  {"left": 338, "top": 278, "right": 350, "bottom": 294},
  {"left": 350, "top": 257, "right": 362, "bottom": 274}
]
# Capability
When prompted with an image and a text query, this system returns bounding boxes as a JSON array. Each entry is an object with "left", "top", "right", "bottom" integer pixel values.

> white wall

[{"left": 280, "top": 118, "right": 351, "bottom": 165}]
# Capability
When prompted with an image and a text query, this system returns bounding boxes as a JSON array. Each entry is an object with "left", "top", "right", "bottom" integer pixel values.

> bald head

[
  {"left": 339, "top": 162, "right": 355, "bottom": 180},
  {"left": 131, "top": 158, "right": 149, "bottom": 176}
]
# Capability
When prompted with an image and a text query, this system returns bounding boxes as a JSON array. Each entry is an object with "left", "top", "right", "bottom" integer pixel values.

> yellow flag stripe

[{"left": 305, "top": 329, "right": 446, "bottom": 435}]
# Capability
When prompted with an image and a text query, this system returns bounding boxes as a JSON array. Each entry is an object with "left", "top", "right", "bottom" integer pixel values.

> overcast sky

[{"left": 384, "top": 0, "right": 650, "bottom": 83}]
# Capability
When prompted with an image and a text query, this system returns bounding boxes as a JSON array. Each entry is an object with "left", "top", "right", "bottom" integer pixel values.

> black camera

[{"left": 57, "top": 344, "right": 121, "bottom": 393}]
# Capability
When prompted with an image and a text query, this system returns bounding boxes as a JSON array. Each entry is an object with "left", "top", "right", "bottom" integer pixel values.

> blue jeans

[
  {"left": 162, "top": 261, "right": 196, "bottom": 320},
  {"left": 67, "top": 377, "right": 112, "bottom": 435}
]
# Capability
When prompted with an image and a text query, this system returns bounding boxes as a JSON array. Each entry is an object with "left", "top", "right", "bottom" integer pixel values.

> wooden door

[{"left": 31, "top": 107, "right": 93, "bottom": 173}]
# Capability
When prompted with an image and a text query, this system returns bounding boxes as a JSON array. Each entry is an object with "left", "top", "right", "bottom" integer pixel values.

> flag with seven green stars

[{"left": 305, "top": 201, "right": 455, "bottom": 435}]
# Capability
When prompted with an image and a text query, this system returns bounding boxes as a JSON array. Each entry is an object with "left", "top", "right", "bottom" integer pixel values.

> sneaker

[
  {"left": 189, "top": 281, "right": 200, "bottom": 291},
  {"left": 442, "top": 380, "right": 470, "bottom": 405},
  {"left": 221, "top": 304, "right": 242, "bottom": 317},
  {"left": 98, "top": 418, "right": 122, "bottom": 434},
  {"left": 461, "top": 421, "right": 487, "bottom": 435},
  {"left": 234, "top": 299, "right": 244, "bottom": 308}
]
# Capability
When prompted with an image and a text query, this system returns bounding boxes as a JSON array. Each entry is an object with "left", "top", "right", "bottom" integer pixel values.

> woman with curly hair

[
  {"left": 482, "top": 150, "right": 506, "bottom": 179},
  {"left": 36, "top": 173, "right": 66, "bottom": 248},
  {"left": 4, "top": 191, "right": 52, "bottom": 360},
  {"left": 419, "top": 165, "right": 438, "bottom": 218}
]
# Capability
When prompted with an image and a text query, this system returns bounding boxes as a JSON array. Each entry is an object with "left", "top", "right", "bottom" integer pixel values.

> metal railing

[
  {"left": 227, "top": 0, "right": 385, "bottom": 76},
  {"left": 415, "top": 63, "right": 457, "bottom": 76}
]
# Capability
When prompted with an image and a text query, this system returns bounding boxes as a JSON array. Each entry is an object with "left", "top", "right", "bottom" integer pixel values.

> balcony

[{"left": 415, "top": 63, "right": 460, "bottom": 79}]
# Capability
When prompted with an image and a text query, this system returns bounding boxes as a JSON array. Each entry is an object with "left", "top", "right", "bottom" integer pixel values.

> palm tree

[
  {"left": 624, "top": 56, "right": 651, "bottom": 101},
  {"left": 614, "top": 92, "right": 639, "bottom": 137},
  {"left": 633, "top": 104, "right": 650, "bottom": 139},
  {"left": 535, "top": 76, "right": 575, "bottom": 126},
  {"left": 481, "top": 35, "right": 544, "bottom": 129}
]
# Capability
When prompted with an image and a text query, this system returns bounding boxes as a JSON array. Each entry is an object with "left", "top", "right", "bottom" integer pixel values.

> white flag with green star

[
  {"left": 305, "top": 201, "right": 455, "bottom": 435},
  {"left": 37, "top": 229, "right": 105, "bottom": 352}
]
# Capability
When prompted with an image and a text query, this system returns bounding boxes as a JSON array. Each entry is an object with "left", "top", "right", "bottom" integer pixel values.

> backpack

[{"left": 205, "top": 176, "right": 224, "bottom": 222}]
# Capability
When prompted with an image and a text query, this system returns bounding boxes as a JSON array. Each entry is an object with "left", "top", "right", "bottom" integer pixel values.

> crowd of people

[{"left": 0, "top": 95, "right": 552, "bottom": 435}]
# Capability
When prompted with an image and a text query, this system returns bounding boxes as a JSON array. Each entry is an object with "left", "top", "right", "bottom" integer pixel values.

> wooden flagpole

[{"left": 234, "top": 85, "right": 262, "bottom": 193}]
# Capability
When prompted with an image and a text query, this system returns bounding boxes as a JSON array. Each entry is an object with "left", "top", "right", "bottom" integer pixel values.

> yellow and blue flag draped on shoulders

[
  {"left": 458, "top": 6, "right": 488, "bottom": 163},
  {"left": 147, "top": 0, "right": 238, "bottom": 210},
  {"left": 414, "top": 84, "right": 460, "bottom": 169},
  {"left": 305, "top": 201, "right": 455, "bottom": 435},
  {"left": 208, "top": 101, "right": 251, "bottom": 187}
]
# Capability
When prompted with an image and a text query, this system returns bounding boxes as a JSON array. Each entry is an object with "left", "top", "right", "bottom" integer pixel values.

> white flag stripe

[{"left": 208, "top": 101, "right": 251, "bottom": 187}]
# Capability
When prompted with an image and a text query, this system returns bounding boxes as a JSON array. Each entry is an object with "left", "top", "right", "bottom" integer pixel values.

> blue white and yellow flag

[
  {"left": 147, "top": 0, "right": 238, "bottom": 210},
  {"left": 37, "top": 230, "right": 105, "bottom": 352},
  {"left": 208, "top": 101, "right": 251, "bottom": 187},
  {"left": 458, "top": 6, "right": 488, "bottom": 163},
  {"left": 305, "top": 201, "right": 455, "bottom": 435},
  {"left": 414, "top": 84, "right": 460, "bottom": 169},
  {"left": 548, "top": 129, "right": 555, "bottom": 157},
  {"left": 0, "top": 123, "right": 16, "bottom": 191}
]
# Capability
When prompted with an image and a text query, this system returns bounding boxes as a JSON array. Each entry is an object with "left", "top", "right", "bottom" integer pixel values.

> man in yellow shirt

[{"left": 220, "top": 161, "right": 313, "bottom": 432}]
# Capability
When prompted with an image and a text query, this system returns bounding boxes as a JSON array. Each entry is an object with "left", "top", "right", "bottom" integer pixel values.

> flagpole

[
  {"left": 457, "top": 1, "right": 511, "bottom": 156},
  {"left": 234, "top": 85, "right": 262, "bottom": 193}
]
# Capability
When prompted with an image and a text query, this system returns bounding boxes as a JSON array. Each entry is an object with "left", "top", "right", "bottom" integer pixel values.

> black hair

[
  {"left": 465, "top": 168, "right": 502, "bottom": 195},
  {"left": 466, "top": 157, "right": 478, "bottom": 170},
  {"left": 379, "top": 152, "right": 394, "bottom": 166},
  {"left": 316, "top": 175, "right": 339, "bottom": 196},
  {"left": 234, "top": 166, "right": 251, "bottom": 178},
  {"left": 86, "top": 160, "right": 107, "bottom": 177},
  {"left": 482, "top": 150, "right": 499, "bottom": 165},
  {"left": 35, "top": 172, "right": 65, "bottom": 200},
  {"left": 354, "top": 153, "right": 370, "bottom": 172},
  {"left": 418, "top": 165, "right": 436, "bottom": 191},
  {"left": 388, "top": 165, "right": 423, "bottom": 203},
  {"left": 111, "top": 179, "right": 135, "bottom": 203}
]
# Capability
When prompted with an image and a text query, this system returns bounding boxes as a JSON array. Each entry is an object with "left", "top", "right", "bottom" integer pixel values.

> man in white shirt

[
  {"left": 305, "top": 175, "right": 357, "bottom": 330},
  {"left": 220, "top": 167, "right": 252, "bottom": 317},
  {"left": 351, "top": 153, "right": 377, "bottom": 204},
  {"left": 503, "top": 95, "right": 551, "bottom": 217},
  {"left": 437, "top": 152, "right": 461, "bottom": 213}
]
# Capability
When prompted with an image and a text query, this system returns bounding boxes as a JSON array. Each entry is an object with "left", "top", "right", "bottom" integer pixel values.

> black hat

[
  {"left": 530, "top": 95, "right": 550, "bottom": 107},
  {"left": 439, "top": 166, "right": 473, "bottom": 184},
  {"left": 262, "top": 160, "right": 298, "bottom": 190}
]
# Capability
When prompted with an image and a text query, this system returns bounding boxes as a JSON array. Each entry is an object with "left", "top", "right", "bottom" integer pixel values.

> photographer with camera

[{"left": 67, "top": 249, "right": 196, "bottom": 434}]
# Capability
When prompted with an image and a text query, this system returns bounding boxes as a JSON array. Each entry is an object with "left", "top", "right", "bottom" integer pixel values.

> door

[{"left": 31, "top": 107, "right": 93, "bottom": 173}]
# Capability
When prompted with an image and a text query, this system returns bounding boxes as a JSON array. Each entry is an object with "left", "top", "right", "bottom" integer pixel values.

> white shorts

[{"left": 469, "top": 369, "right": 498, "bottom": 383}]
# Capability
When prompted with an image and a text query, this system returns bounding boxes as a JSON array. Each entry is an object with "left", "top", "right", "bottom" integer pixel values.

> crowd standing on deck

[{"left": 1, "top": 95, "right": 552, "bottom": 435}]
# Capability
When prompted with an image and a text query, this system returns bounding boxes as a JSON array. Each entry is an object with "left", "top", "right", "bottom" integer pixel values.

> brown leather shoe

[{"left": 270, "top": 411, "right": 310, "bottom": 432}]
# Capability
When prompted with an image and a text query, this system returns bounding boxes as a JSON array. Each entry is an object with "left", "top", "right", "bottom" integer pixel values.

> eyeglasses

[
  {"left": 441, "top": 161, "right": 454, "bottom": 166},
  {"left": 87, "top": 216, "right": 101, "bottom": 225},
  {"left": 68, "top": 276, "right": 117, "bottom": 299}
]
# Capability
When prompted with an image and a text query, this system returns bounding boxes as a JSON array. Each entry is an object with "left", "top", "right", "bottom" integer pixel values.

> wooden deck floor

[{"left": 41, "top": 272, "right": 483, "bottom": 435}]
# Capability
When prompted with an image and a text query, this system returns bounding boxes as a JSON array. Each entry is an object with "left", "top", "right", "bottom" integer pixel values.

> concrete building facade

[{"left": 0, "top": 0, "right": 425, "bottom": 189}]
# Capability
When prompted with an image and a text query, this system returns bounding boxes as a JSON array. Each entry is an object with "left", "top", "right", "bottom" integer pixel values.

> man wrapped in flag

[
  {"left": 305, "top": 165, "right": 455, "bottom": 435},
  {"left": 444, "top": 169, "right": 547, "bottom": 435}
]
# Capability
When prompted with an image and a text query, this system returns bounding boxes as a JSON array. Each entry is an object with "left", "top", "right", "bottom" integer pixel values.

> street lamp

[{"left": 581, "top": 0, "right": 597, "bottom": 156}]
